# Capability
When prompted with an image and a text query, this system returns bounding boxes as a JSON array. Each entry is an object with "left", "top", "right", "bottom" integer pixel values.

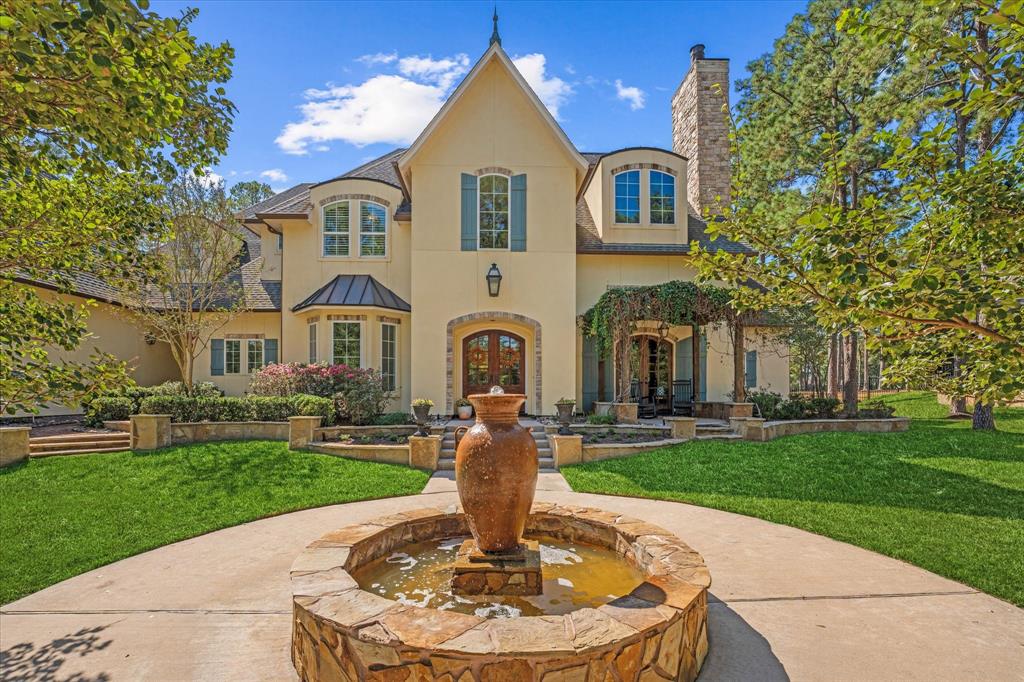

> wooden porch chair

[{"left": 672, "top": 379, "right": 694, "bottom": 416}]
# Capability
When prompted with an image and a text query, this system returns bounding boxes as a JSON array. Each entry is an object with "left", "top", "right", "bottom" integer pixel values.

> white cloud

[
  {"left": 357, "top": 52, "right": 397, "bottom": 66},
  {"left": 194, "top": 170, "right": 223, "bottom": 188},
  {"left": 512, "top": 54, "right": 573, "bottom": 119},
  {"left": 615, "top": 80, "right": 646, "bottom": 111},
  {"left": 260, "top": 168, "right": 289, "bottom": 183},
  {"left": 398, "top": 53, "right": 470, "bottom": 90}
]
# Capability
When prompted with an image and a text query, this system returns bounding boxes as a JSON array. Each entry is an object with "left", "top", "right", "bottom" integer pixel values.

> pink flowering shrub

[{"left": 249, "top": 363, "right": 392, "bottom": 424}]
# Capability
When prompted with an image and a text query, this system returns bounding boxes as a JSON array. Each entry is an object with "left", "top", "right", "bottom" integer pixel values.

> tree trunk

[
  {"left": 842, "top": 332, "right": 859, "bottom": 416},
  {"left": 949, "top": 356, "right": 968, "bottom": 415},
  {"left": 733, "top": 322, "right": 746, "bottom": 403},
  {"left": 692, "top": 324, "right": 702, "bottom": 405},
  {"left": 614, "top": 332, "right": 631, "bottom": 402},
  {"left": 827, "top": 333, "right": 840, "bottom": 397},
  {"left": 972, "top": 402, "right": 996, "bottom": 430}
]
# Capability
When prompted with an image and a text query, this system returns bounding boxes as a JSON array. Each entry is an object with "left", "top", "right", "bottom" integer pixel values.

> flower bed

[{"left": 579, "top": 427, "right": 671, "bottom": 445}]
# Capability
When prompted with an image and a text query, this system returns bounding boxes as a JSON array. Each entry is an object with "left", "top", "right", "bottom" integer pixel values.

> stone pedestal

[
  {"left": 451, "top": 539, "right": 542, "bottom": 596},
  {"left": 288, "top": 416, "right": 323, "bottom": 450},
  {"left": 664, "top": 417, "right": 697, "bottom": 440},
  {"left": 551, "top": 434, "right": 582, "bottom": 467},
  {"left": 0, "top": 427, "right": 30, "bottom": 467},
  {"left": 730, "top": 417, "right": 766, "bottom": 441},
  {"left": 130, "top": 414, "right": 171, "bottom": 451},
  {"left": 409, "top": 435, "right": 441, "bottom": 470},
  {"left": 611, "top": 402, "right": 639, "bottom": 424}
]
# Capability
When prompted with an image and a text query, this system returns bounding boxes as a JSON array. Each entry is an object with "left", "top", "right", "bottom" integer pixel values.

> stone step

[
  {"left": 694, "top": 434, "right": 744, "bottom": 441},
  {"left": 30, "top": 445, "right": 130, "bottom": 457},
  {"left": 29, "top": 432, "right": 129, "bottom": 444},
  {"left": 30, "top": 437, "right": 130, "bottom": 453}
]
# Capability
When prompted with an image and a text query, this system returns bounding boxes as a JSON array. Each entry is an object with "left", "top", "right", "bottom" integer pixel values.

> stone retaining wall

[
  {"left": 304, "top": 435, "right": 442, "bottom": 471},
  {"left": 582, "top": 438, "right": 687, "bottom": 463},
  {"left": 314, "top": 424, "right": 416, "bottom": 441},
  {"left": 730, "top": 417, "right": 910, "bottom": 442},
  {"left": 169, "top": 421, "right": 289, "bottom": 444},
  {"left": 695, "top": 401, "right": 753, "bottom": 420}
]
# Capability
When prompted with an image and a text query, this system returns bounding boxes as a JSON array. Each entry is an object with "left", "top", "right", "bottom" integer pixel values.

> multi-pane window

[
  {"left": 380, "top": 323, "right": 397, "bottom": 392},
  {"left": 308, "top": 323, "right": 318, "bottom": 363},
  {"left": 359, "top": 201, "right": 387, "bottom": 257},
  {"left": 225, "top": 340, "right": 241, "bottom": 374},
  {"left": 478, "top": 174, "right": 509, "bottom": 249},
  {"left": 246, "top": 339, "right": 264, "bottom": 374},
  {"left": 614, "top": 171, "right": 640, "bottom": 223},
  {"left": 323, "top": 202, "right": 350, "bottom": 257},
  {"left": 276, "top": 232, "right": 283, "bottom": 251},
  {"left": 332, "top": 322, "right": 361, "bottom": 367},
  {"left": 650, "top": 171, "right": 675, "bottom": 224}
]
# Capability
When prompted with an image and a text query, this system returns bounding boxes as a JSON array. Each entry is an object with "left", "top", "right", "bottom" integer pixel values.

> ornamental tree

[{"left": 0, "top": 0, "right": 234, "bottom": 413}]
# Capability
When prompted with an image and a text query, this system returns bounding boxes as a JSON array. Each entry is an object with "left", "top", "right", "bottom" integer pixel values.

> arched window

[
  {"left": 322, "top": 201, "right": 350, "bottom": 257},
  {"left": 359, "top": 201, "right": 387, "bottom": 257},
  {"left": 478, "top": 174, "right": 510, "bottom": 249},
  {"left": 614, "top": 170, "right": 640, "bottom": 224},
  {"left": 650, "top": 170, "right": 675, "bottom": 224}
]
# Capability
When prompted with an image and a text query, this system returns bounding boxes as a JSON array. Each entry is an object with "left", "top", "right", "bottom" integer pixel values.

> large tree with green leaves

[
  {"left": 0, "top": 0, "right": 234, "bottom": 414},
  {"left": 696, "top": 0, "right": 1023, "bottom": 429},
  {"left": 228, "top": 180, "right": 275, "bottom": 213}
]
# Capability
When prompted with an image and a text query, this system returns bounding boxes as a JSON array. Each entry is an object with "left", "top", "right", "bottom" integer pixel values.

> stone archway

[{"left": 446, "top": 311, "right": 542, "bottom": 414}]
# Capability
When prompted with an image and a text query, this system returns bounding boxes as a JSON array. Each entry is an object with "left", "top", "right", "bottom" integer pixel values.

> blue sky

[{"left": 152, "top": 1, "right": 804, "bottom": 192}]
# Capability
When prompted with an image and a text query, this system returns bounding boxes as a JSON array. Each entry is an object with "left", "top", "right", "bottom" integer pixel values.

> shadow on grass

[{"left": 0, "top": 625, "right": 112, "bottom": 682}]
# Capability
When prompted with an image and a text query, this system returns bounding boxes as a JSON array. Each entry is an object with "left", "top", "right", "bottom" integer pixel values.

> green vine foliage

[{"left": 580, "top": 281, "right": 734, "bottom": 358}]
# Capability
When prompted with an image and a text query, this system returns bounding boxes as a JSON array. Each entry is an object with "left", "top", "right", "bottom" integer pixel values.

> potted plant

[
  {"left": 411, "top": 398, "right": 433, "bottom": 436},
  {"left": 454, "top": 397, "right": 473, "bottom": 420},
  {"left": 555, "top": 397, "right": 576, "bottom": 435}
]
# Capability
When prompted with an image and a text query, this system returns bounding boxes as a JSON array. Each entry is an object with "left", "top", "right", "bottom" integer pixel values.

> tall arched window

[
  {"left": 359, "top": 201, "right": 387, "bottom": 257},
  {"left": 614, "top": 170, "right": 640, "bottom": 224},
  {"left": 649, "top": 170, "right": 675, "bottom": 224},
  {"left": 322, "top": 201, "right": 350, "bottom": 257},
  {"left": 478, "top": 174, "right": 509, "bottom": 249}
]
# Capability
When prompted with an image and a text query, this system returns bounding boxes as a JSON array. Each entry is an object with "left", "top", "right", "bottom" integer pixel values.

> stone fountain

[{"left": 290, "top": 388, "right": 711, "bottom": 681}]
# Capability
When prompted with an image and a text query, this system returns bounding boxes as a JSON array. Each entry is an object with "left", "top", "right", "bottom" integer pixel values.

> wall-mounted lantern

[{"left": 486, "top": 263, "right": 502, "bottom": 297}]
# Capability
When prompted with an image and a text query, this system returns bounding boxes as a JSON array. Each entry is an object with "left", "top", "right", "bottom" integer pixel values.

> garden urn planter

[
  {"left": 457, "top": 404, "right": 473, "bottom": 420},
  {"left": 555, "top": 402, "right": 575, "bottom": 435},
  {"left": 412, "top": 404, "right": 431, "bottom": 436},
  {"left": 454, "top": 390, "right": 537, "bottom": 553}
]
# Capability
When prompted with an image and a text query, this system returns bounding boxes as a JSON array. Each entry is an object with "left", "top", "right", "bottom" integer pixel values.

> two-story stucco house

[{"left": 17, "top": 36, "right": 789, "bottom": 418}]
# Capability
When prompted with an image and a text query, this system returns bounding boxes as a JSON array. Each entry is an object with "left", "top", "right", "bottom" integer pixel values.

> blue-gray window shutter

[
  {"left": 745, "top": 350, "right": 757, "bottom": 388},
  {"left": 675, "top": 338, "right": 691, "bottom": 382},
  {"left": 510, "top": 173, "right": 527, "bottom": 251},
  {"left": 210, "top": 339, "right": 224, "bottom": 376},
  {"left": 461, "top": 173, "right": 478, "bottom": 251},
  {"left": 264, "top": 339, "right": 279, "bottom": 365},
  {"left": 699, "top": 333, "right": 708, "bottom": 400}
]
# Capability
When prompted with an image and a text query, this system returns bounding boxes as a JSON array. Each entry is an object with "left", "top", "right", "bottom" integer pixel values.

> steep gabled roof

[
  {"left": 397, "top": 43, "right": 589, "bottom": 186},
  {"left": 292, "top": 274, "right": 411, "bottom": 313}
]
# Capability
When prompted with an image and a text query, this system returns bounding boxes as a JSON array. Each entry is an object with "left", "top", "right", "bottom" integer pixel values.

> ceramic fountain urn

[{"left": 451, "top": 387, "right": 541, "bottom": 595}]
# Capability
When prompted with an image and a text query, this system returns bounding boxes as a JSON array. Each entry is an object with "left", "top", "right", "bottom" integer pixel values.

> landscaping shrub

[
  {"left": 747, "top": 391, "right": 783, "bottom": 419},
  {"left": 858, "top": 399, "right": 895, "bottom": 419},
  {"left": 84, "top": 397, "right": 133, "bottom": 426},
  {"left": 333, "top": 368, "right": 391, "bottom": 425},
  {"left": 246, "top": 396, "right": 294, "bottom": 422},
  {"left": 373, "top": 412, "right": 412, "bottom": 426},
  {"left": 140, "top": 395, "right": 201, "bottom": 422},
  {"left": 746, "top": 392, "right": 839, "bottom": 420},
  {"left": 249, "top": 363, "right": 391, "bottom": 424},
  {"left": 587, "top": 414, "right": 616, "bottom": 425},
  {"left": 149, "top": 381, "right": 222, "bottom": 398},
  {"left": 290, "top": 394, "right": 334, "bottom": 424}
]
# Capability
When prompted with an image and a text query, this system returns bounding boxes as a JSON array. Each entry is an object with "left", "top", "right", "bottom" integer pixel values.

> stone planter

[
  {"left": 456, "top": 405, "right": 473, "bottom": 420},
  {"left": 611, "top": 402, "right": 639, "bottom": 425},
  {"left": 0, "top": 427, "right": 30, "bottom": 468},
  {"left": 412, "top": 404, "right": 431, "bottom": 436},
  {"left": 555, "top": 401, "right": 575, "bottom": 435}
]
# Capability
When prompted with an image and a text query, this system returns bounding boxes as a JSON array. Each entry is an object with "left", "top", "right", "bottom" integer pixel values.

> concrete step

[
  {"left": 30, "top": 432, "right": 129, "bottom": 444},
  {"left": 30, "top": 445, "right": 130, "bottom": 457},
  {"left": 30, "top": 437, "right": 130, "bottom": 453},
  {"left": 694, "top": 434, "right": 744, "bottom": 441}
]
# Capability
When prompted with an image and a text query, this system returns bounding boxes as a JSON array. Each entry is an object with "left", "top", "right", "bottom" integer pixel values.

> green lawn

[
  {"left": 0, "top": 441, "right": 429, "bottom": 604},
  {"left": 562, "top": 392, "right": 1024, "bottom": 606}
]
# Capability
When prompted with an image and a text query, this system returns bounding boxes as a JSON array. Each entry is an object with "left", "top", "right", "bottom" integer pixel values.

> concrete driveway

[{"left": 2, "top": 484, "right": 1022, "bottom": 681}]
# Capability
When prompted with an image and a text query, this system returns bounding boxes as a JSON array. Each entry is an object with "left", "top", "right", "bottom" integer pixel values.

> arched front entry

[
  {"left": 462, "top": 330, "right": 526, "bottom": 397},
  {"left": 630, "top": 334, "right": 674, "bottom": 413}
]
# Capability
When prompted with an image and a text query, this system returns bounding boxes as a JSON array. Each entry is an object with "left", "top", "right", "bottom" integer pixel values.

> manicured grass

[
  {"left": 0, "top": 441, "right": 429, "bottom": 604},
  {"left": 562, "top": 392, "right": 1024, "bottom": 606}
]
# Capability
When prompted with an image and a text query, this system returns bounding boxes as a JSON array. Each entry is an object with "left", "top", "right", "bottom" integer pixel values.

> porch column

[
  {"left": 733, "top": 321, "right": 746, "bottom": 402},
  {"left": 691, "top": 323, "right": 701, "bottom": 402}
]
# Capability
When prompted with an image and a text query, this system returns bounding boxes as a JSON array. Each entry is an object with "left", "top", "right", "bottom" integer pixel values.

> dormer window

[
  {"left": 614, "top": 170, "right": 640, "bottom": 224},
  {"left": 650, "top": 171, "right": 676, "bottom": 224},
  {"left": 478, "top": 174, "right": 509, "bottom": 249},
  {"left": 322, "top": 201, "right": 350, "bottom": 257},
  {"left": 359, "top": 201, "right": 387, "bottom": 257}
]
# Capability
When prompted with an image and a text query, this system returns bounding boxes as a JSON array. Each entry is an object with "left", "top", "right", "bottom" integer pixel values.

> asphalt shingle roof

[{"left": 292, "top": 274, "right": 411, "bottom": 313}]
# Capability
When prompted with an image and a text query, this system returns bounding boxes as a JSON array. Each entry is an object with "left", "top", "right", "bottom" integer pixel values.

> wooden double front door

[{"left": 463, "top": 330, "right": 525, "bottom": 397}]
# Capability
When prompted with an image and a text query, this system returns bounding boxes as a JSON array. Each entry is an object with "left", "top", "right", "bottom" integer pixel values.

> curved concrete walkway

[{"left": 2, "top": 484, "right": 1022, "bottom": 681}]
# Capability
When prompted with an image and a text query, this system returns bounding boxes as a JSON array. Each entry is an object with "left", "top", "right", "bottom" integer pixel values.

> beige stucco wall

[
  {"left": 14, "top": 287, "right": 178, "bottom": 417},
  {"left": 704, "top": 324, "right": 790, "bottom": 401},
  {"left": 193, "top": 312, "right": 282, "bottom": 396},
  {"left": 406, "top": 58, "right": 579, "bottom": 415},
  {"left": 584, "top": 149, "right": 688, "bottom": 244}
]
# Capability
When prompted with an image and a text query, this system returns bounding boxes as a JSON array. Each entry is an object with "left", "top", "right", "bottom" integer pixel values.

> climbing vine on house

[{"left": 580, "top": 281, "right": 735, "bottom": 401}]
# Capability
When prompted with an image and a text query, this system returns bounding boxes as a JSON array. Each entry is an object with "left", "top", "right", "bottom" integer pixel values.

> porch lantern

[
  {"left": 486, "top": 263, "right": 502, "bottom": 297},
  {"left": 657, "top": 320, "right": 670, "bottom": 339}
]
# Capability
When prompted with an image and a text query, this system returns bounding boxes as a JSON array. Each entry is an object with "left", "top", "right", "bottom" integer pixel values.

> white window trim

[
  {"left": 331, "top": 320, "right": 363, "bottom": 368},
  {"left": 246, "top": 339, "right": 264, "bottom": 374},
  {"left": 612, "top": 169, "right": 642, "bottom": 225},
  {"left": 224, "top": 339, "right": 242, "bottom": 375},
  {"left": 649, "top": 170, "right": 677, "bottom": 226},
  {"left": 358, "top": 200, "right": 388, "bottom": 259},
  {"left": 275, "top": 232, "right": 283, "bottom": 252},
  {"left": 321, "top": 201, "right": 351, "bottom": 258},
  {"left": 380, "top": 321, "right": 399, "bottom": 392},
  {"left": 308, "top": 322, "right": 318, "bottom": 364},
  {"left": 477, "top": 173, "right": 511, "bottom": 251}
]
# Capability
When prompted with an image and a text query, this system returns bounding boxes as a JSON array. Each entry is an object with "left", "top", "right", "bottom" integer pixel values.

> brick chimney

[{"left": 672, "top": 44, "right": 730, "bottom": 216}]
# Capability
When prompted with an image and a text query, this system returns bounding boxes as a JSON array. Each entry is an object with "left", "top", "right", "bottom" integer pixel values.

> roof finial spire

[{"left": 490, "top": 6, "right": 501, "bottom": 47}]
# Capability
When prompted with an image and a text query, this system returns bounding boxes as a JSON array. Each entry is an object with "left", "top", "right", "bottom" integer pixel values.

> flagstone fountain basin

[{"left": 290, "top": 502, "right": 710, "bottom": 681}]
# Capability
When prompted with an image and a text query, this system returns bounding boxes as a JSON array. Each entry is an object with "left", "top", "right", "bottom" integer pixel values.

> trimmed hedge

[
  {"left": 372, "top": 412, "right": 412, "bottom": 426},
  {"left": 137, "top": 393, "right": 334, "bottom": 425},
  {"left": 84, "top": 397, "right": 134, "bottom": 426}
]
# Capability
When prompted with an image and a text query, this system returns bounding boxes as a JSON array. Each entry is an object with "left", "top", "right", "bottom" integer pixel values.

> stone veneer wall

[
  {"left": 291, "top": 503, "right": 710, "bottom": 682},
  {"left": 730, "top": 417, "right": 910, "bottom": 442},
  {"left": 169, "top": 421, "right": 289, "bottom": 444},
  {"left": 671, "top": 46, "right": 730, "bottom": 217}
]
